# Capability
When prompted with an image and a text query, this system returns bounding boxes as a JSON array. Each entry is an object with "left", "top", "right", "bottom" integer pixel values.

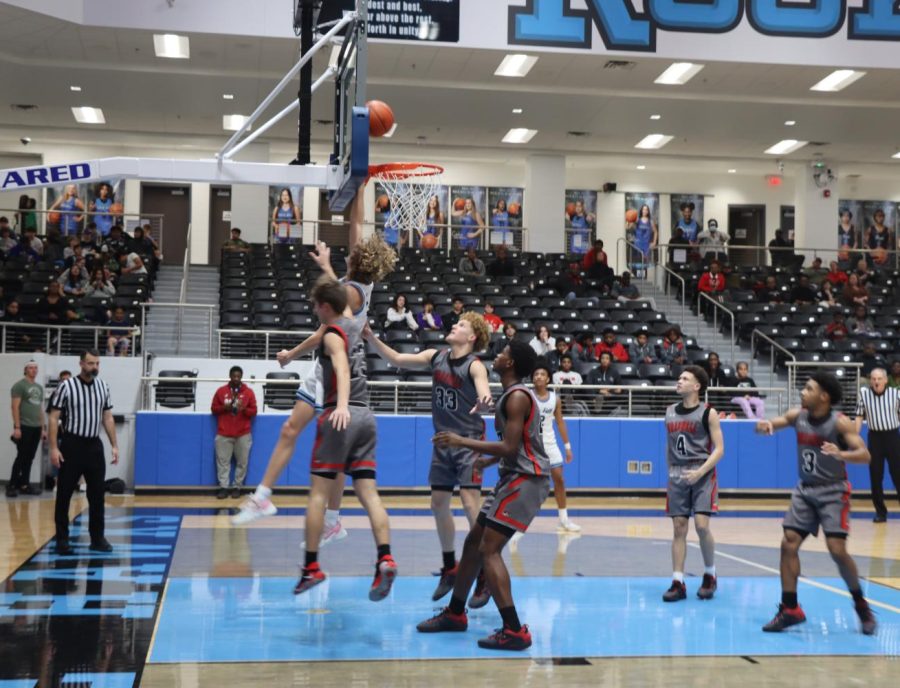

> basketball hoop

[{"left": 368, "top": 162, "right": 444, "bottom": 240}]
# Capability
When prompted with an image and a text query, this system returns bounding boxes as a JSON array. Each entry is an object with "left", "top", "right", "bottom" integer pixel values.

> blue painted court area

[{"left": 151, "top": 576, "right": 900, "bottom": 663}]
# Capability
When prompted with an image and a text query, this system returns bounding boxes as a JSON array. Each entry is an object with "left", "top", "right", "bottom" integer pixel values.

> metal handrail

[
  {"left": 659, "top": 263, "right": 687, "bottom": 326},
  {"left": 698, "top": 292, "right": 736, "bottom": 366},
  {"left": 176, "top": 223, "right": 193, "bottom": 353},
  {"left": 217, "top": 327, "right": 317, "bottom": 360},
  {"left": 656, "top": 240, "right": 900, "bottom": 270},
  {"left": 0, "top": 321, "right": 140, "bottom": 356},
  {"left": 139, "top": 301, "right": 217, "bottom": 356},
  {"left": 750, "top": 327, "right": 795, "bottom": 381},
  {"left": 784, "top": 360, "right": 863, "bottom": 410}
]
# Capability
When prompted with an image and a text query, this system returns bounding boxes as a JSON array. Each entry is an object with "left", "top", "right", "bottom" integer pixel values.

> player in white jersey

[
  {"left": 232, "top": 187, "right": 397, "bottom": 535},
  {"left": 532, "top": 359, "right": 579, "bottom": 532}
]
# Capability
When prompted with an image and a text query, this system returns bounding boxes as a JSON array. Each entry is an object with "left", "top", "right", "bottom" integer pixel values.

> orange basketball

[
  {"left": 508, "top": 202, "right": 521, "bottom": 216},
  {"left": 453, "top": 198, "right": 466, "bottom": 212},
  {"left": 367, "top": 100, "right": 395, "bottom": 138},
  {"left": 625, "top": 208, "right": 638, "bottom": 223},
  {"left": 48, "top": 211, "right": 60, "bottom": 224},
  {"left": 421, "top": 234, "right": 438, "bottom": 249},
  {"left": 565, "top": 202, "right": 576, "bottom": 218},
  {"left": 376, "top": 194, "right": 390, "bottom": 211},
  {"left": 872, "top": 247, "right": 888, "bottom": 264},
  {"left": 109, "top": 202, "right": 124, "bottom": 216}
]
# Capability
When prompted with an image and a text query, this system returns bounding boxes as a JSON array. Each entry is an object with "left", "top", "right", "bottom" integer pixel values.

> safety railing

[
  {"left": 785, "top": 361, "right": 863, "bottom": 416},
  {"left": 138, "top": 376, "right": 787, "bottom": 418},
  {"left": 656, "top": 241, "right": 900, "bottom": 271},
  {"left": 698, "top": 293, "right": 736, "bottom": 367},
  {"left": 659, "top": 262, "right": 687, "bottom": 327},
  {"left": 175, "top": 223, "right": 193, "bottom": 345},
  {"left": 750, "top": 328, "right": 796, "bottom": 380},
  {"left": 139, "top": 302, "right": 217, "bottom": 357},
  {"left": 0, "top": 321, "right": 140, "bottom": 356},
  {"left": 217, "top": 328, "right": 316, "bottom": 360}
]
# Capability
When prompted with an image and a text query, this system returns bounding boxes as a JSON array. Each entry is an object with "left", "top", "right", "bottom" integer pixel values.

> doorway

[
  {"left": 141, "top": 184, "right": 191, "bottom": 265},
  {"left": 208, "top": 186, "right": 232, "bottom": 265},
  {"left": 728, "top": 205, "right": 765, "bottom": 267},
  {"left": 317, "top": 190, "right": 350, "bottom": 248}
]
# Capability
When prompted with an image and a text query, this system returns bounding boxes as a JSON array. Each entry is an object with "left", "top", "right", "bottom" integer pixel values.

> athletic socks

[
  {"left": 304, "top": 550, "right": 318, "bottom": 568},
  {"left": 782, "top": 591, "right": 798, "bottom": 609},
  {"left": 448, "top": 594, "right": 466, "bottom": 616},
  {"left": 673, "top": 571, "right": 685, "bottom": 583},
  {"left": 499, "top": 606, "right": 522, "bottom": 632},
  {"left": 558, "top": 508, "right": 568, "bottom": 522},
  {"left": 377, "top": 544, "right": 391, "bottom": 560},
  {"left": 442, "top": 550, "right": 456, "bottom": 570},
  {"left": 254, "top": 485, "right": 272, "bottom": 501},
  {"left": 325, "top": 509, "right": 340, "bottom": 527},
  {"left": 704, "top": 565, "right": 716, "bottom": 577}
]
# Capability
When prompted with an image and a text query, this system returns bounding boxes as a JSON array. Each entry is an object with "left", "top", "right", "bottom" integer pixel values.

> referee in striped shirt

[
  {"left": 855, "top": 367, "right": 900, "bottom": 523},
  {"left": 49, "top": 349, "right": 119, "bottom": 555}
]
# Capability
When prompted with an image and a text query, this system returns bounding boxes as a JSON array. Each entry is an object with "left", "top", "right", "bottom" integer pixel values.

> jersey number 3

[
  {"left": 801, "top": 449, "right": 817, "bottom": 474},
  {"left": 434, "top": 387, "right": 458, "bottom": 411}
]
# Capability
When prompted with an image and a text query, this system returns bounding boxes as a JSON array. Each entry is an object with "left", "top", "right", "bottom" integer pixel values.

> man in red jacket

[
  {"left": 211, "top": 366, "right": 258, "bottom": 499},
  {"left": 594, "top": 328, "right": 629, "bottom": 362},
  {"left": 697, "top": 260, "right": 727, "bottom": 315}
]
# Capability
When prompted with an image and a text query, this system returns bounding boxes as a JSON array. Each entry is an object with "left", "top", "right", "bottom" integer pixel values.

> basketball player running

[
  {"left": 232, "top": 188, "right": 397, "bottom": 542},
  {"left": 417, "top": 341, "right": 550, "bottom": 651},
  {"left": 663, "top": 366, "right": 724, "bottom": 602},
  {"left": 756, "top": 372, "right": 876, "bottom": 635},
  {"left": 293, "top": 277, "right": 397, "bottom": 600},
  {"left": 363, "top": 313, "right": 493, "bottom": 601},
  {"left": 532, "top": 359, "right": 580, "bottom": 532}
]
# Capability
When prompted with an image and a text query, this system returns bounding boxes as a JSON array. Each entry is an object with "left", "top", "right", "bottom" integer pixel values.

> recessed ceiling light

[
  {"left": 495, "top": 54, "right": 538, "bottom": 78},
  {"left": 153, "top": 33, "right": 190, "bottom": 59},
  {"left": 892, "top": 152, "right": 900, "bottom": 160},
  {"left": 502, "top": 128, "right": 538, "bottom": 144},
  {"left": 634, "top": 134, "right": 673, "bottom": 150},
  {"left": 223, "top": 94, "right": 234, "bottom": 100},
  {"left": 784, "top": 120, "right": 796, "bottom": 126},
  {"left": 654, "top": 62, "right": 704, "bottom": 85},
  {"left": 810, "top": 69, "right": 865, "bottom": 92},
  {"left": 383, "top": 123, "right": 398, "bottom": 138},
  {"left": 71, "top": 106, "right": 105, "bottom": 124},
  {"left": 512, "top": 108, "right": 523, "bottom": 114},
  {"left": 636, "top": 165, "right": 646, "bottom": 170},
  {"left": 222, "top": 114, "right": 251, "bottom": 132},
  {"left": 728, "top": 169, "right": 737, "bottom": 174},
  {"left": 765, "top": 139, "right": 808, "bottom": 155},
  {"left": 650, "top": 114, "right": 661, "bottom": 120},
  {"left": 69, "top": 85, "right": 82, "bottom": 92}
]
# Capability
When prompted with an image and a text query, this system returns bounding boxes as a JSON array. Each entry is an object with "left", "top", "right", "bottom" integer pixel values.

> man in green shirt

[
  {"left": 8, "top": 361, "right": 46, "bottom": 497},
  {"left": 222, "top": 227, "right": 250, "bottom": 253}
]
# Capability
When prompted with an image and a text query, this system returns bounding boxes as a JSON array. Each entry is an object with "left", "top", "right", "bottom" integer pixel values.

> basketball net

[{"left": 369, "top": 163, "right": 444, "bottom": 239}]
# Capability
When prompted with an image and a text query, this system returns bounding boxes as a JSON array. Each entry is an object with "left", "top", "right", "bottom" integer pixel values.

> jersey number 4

[
  {"left": 434, "top": 387, "right": 458, "bottom": 411},
  {"left": 675, "top": 434, "right": 689, "bottom": 457}
]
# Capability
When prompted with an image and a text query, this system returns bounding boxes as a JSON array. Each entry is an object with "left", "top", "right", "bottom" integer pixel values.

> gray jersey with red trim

[
  {"left": 429, "top": 349, "right": 485, "bottom": 437},
  {"left": 494, "top": 383, "right": 549, "bottom": 477},
  {"left": 794, "top": 409, "right": 847, "bottom": 485},
  {"left": 319, "top": 316, "right": 368, "bottom": 406},
  {"left": 665, "top": 403, "right": 711, "bottom": 466}
]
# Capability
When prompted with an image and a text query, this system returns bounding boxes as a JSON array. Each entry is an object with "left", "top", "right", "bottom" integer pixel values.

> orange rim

[{"left": 368, "top": 162, "right": 444, "bottom": 180}]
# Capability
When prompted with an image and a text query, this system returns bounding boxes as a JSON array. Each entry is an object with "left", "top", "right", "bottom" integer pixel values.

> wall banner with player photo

[
  {"left": 624, "top": 192, "right": 660, "bottom": 271},
  {"left": 268, "top": 185, "right": 303, "bottom": 244},
  {"left": 837, "top": 199, "right": 898, "bottom": 265},
  {"left": 450, "top": 185, "right": 487, "bottom": 250},
  {"left": 487, "top": 187, "right": 523, "bottom": 248},
  {"left": 48, "top": 180, "right": 125, "bottom": 238},
  {"left": 670, "top": 194, "right": 704, "bottom": 244},
  {"left": 374, "top": 182, "right": 451, "bottom": 249},
  {"left": 564, "top": 189, "right": 597, "bottom": 255}
]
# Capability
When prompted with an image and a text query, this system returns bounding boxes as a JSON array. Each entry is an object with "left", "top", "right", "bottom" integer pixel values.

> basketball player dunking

[{"left": 756, "top": 372, "right": 876, "bottom": 635}]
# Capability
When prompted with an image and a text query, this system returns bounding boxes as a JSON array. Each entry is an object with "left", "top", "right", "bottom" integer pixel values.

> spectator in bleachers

[
  {"left": 385, "top": 293, "right": 419, "bottom": 331},
  {"left": 80, "top": 224, "right": 99, "bottom": 257},
  {"left": 789, "top": 274, "right": 817, "bottom": 305},
  {"left": 820, "top": 311, "right": 849, "bottom": 341},
  {"left": 223, "top": 227, "right": 250, "bottom": 253},
  {"left": 1, "top": 301, "right": 33, "bottom": 350},
  {"left": 482, "top": 301, "right": 503, "bottom": 333},
  {"left": 861, "top": 342, "right": 886, "bottom": 377},
  {"left": 547, "top": 338, "right": 570, "bottom": 372},
  {"left": 854, "top": 258, "right": 874, "bottom": 285},
  {"left": 63, "top": 243, "right": 86, "bottom": 271},
  {"left": 889, "top": 360, "right": 900, "bottom": 389},
  {"left": 487, "top": 244, "right": 515, "bottom": 278},
  {"left": 768, "top": 229, "right": 794, "bottom": 267},
  {"left": 586, "top": 351, "right": 623, "bottom": 398},
  {"left": 697, "top": 219, "right": 728, "bottom": 264},
  {"left": 59, "top": 264, "right": 88, "bottom": 297},
  {"left": 582, "top": 239, "right": 608, "bottom": 272},
  {"left": 84, "top": 267, "right": 116, "bottom": 299},
  {"left": 38, "top": 282, "right": 78, "bottom": 325},
  {"left": 660, "top": 326, "right": 686, "bottom": 366},
  {"left": 0, "top": 216, "right": 11, "bottom": 234},
  {"left": 703, "top": 352, "right": 731, "bottom": 387},
  {"left": 105, "top": 306, "right": 132, "bottom": 356},
  {"left": 572, "top": 333, "right": 597, "bottom": 362},
  {"left": 9, "top": 227, "right": 42, "bottom": 262},
  {"left": 825, "top": 260, "right": 848, "bottom": 286},
  {"left": 415, "top": 299, "right": 443, "bottom": 331},
  {"left": 803, "top": 257, "right": 827, "bottom": 280},
  {"left": 63, "top": 236, "right": 80, "bottom": 262},
  {"left": 491, "top": 322, "right": 518, "bottom": 356},
  {"left": 551, "top": 355, "right": 582, "bottom": 386},
  {"left": 848, "top": 305, "right": 879, "bottom": 337},
  {"left": 529, "top": 325, "right": 556, "bottom": 356},
  {"left": 0, "top": 223, "right": 16, "bottom": 256},
  {"left": 595, "top": 328, "right": 629, "bottom": 362},
  {"left": 612, "top": 271, "right": 656, "bottom": 310},
  {"left": 731, "top": 361, "right": 765, "bottom": 419},
  {"left": 132, "top": 225, "right": 161, "bottom": 268},
  {"left": 843, "top": 272, "right": 869, "bottom": 307},
  {"left": 698, "top": 260, "right": 726, "bottom": 300},
  {"left": 817, "top": 280, "right": 839, "bottom": 309},
  {"left": 628, "top": 331, "right": 658, "bottom": 364},
  {"left": 458, "top": 247, "right": 485, "bottom": 277},
  {"left": 557, "top": 261, "right": 586, "bottom": 301},
  {"left": 16, "top": 197, "right": 37, "bottom": 235},
  {"left": 441, "top": 297, "right": 464, "bottom": 333},
  {"left": 116, "top": 249, "right": 148, "bottom": 276},
  {"left": 757, "top": 275, "right": 783, "bottom": 304},
  {"left": 141, "top": 224, "right": 162, "bottom": 261}
]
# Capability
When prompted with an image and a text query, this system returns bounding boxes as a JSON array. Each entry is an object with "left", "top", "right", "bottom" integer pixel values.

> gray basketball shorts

[
  {"left": 429, "top": 445, "right": 484, "bottom": 489},
  {"left": 310, "top": 406, "right": 377, "bottom": 478},
  {"left": 783, "top": 480, "right": 852, "bottom": 538},
  {"left": 295, "top": 361, "right": 323, "bottom": 410},
  {"left": 666, "top": 463, "right": 719, "bottom": 517},
  {"left": 480, "top": 471, "right": 551, "bottom": 533}
]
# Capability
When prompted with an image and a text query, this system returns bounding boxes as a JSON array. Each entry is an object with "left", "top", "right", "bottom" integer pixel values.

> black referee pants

[
  {"left": 868, "top": 430, "right": 900, "bottom": 517},
  {"left": 54, "top": 436, "right": 106, "bottom": 543},
  {"left": 9, "top": 425, "right": 42, "bottom": 488}
]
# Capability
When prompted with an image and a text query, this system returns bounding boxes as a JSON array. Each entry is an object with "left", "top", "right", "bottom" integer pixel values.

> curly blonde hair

[
  {"left": 348, "top": 233, "right": 398, "bottom": 284},
  {"left": 460, "top": 311, "right": 491, "bottom": 352}
]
